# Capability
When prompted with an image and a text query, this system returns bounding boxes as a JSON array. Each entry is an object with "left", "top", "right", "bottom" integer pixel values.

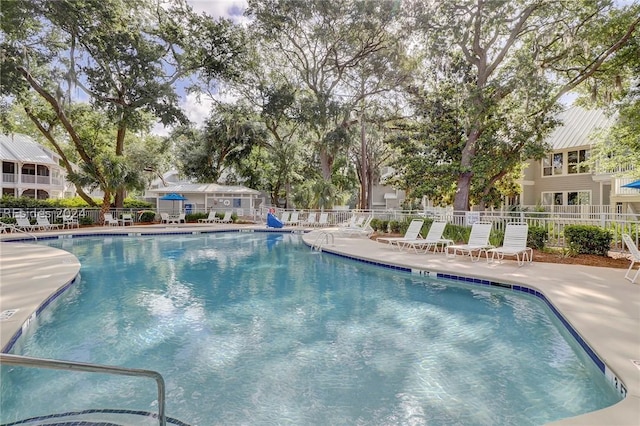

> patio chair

[
  {"left": 63, "top": 213, "right": 79, "bottom": 229},
  {"left": 104, "top": 213, "right": 119, "bottom": 226},
  {"left": 288, "top": 211, "right": 300, "bottom": 226},
  {"left": 377, "top": 219, "right": 424, "bottom": 249},
  {"left": 15, "top": 217, "right": 36, "bottom": 231},
  {"left": 300, "top": 212, "right": 317, "bottom": 227},
  {"left": 317, "top": 212, "right": 330, "bottom": 227},
  {"left": 214, "top": 211, "right": 233, "bottom": 223},
  {"left": 119, "top": 213, "right": 134, "bottom": 226},
  {"left": 337, "top": 215, "right": 374, "bottom": 238},
  {"left": 36, "top": 215, "right": 61, "bottom": 231},
  {"left": 400, "top": 221, "right": 453, "bottom": 254},
  {"left": 445, "top": 222, "right": 494, "bottom": 262},
  {"left": 177, "top": 213, "right": 186, "bottom": 223},
  {"left": 622, "top": 234, "right": 640, "bottom": 284},
  {"left": 486, "top": 222, "right": 533, "bottom": 266},
  {"left": 198, "top": 211, "right": 217, "bottom": 223},
  {"left": 280, "top": 211, "right": 290, "bottom": 225},
  {"left": 160, "top": 212, "right": 170, "bottom": 224}
]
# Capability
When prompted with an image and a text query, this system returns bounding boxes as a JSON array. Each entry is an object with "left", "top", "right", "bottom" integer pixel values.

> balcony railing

[{"left": 2, "top": 173, "right": 16, "bottom": 183}]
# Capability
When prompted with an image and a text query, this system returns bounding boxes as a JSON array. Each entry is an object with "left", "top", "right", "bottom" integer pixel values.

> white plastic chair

[
  {"left": 214, "top": 211, "right": 233, "bottom": 223},
  {"left": 104, "top": 213, "right": 119, "bottom": 226},
  {"left": 36, "top": 215, "right": 61, "bottom": 230},
  {"left": 377, "top": 219, "right": 424, "bottom": 249},
  {"left": 401, "top": 221, "right": 453, "bottom": 253},
  {"left": 622, "top": 234, "right": 640, "bottom": 284},
  {"left": 119, "top": 213, "right": 134, "bottom": 226},
  {"left": 199, "top": 211, "right": 217, "bottom": 223},
  {"left": 446, "top": 222, "right": 494, "bottom": 262},
  {"left": 487, "top": 223, "right": 532, "bottom": 266}
]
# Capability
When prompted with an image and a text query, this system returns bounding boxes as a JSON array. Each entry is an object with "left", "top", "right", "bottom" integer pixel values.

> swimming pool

[{"left": 0, "top": 232, "right": 622, "bottom": 425}]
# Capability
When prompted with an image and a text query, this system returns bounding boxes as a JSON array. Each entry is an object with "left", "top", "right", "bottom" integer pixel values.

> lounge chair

[
  {"left": 104, "top": 213, "right": 120, "bottom": 226},
  {"left": 487, "top": 222, "right": 532, "bottom": 266},
  {"left": 317, "top": 212, "right": 330, "bottom": 227},
  {"left": 337, "top": 215, "right": 374, "bottom": 238},
  {"left": 63, "top": 213, "right": 79, "bottom": 229},
  {"left": 16, "top": 217, "right": 36, "bottom": 231},
  {"left": 177, "top": 213, "right": 186, "bottom": 223},
  {"left": 377, "top": 219, "right": 424, "bottom": 249},
  {"left": 119, "top": 213, "right": 134, "bottom": 226},
  {"left": 400, "top": 221, "right": 453, "bottom": 254},
  {"left": 622, "top": 234, "right": 640, "bottom": 284},
  {"left": 300, "top": 212, "right": 317, "bottom": 227},
  {"left": 160, "top": 212, "right": 170, "bottom": 224},
  {"left": 280, "top": 211, "right": 290, "bottom": 225},
  {"left": 214, "top": 211, "right": 233, "bottom": 223},
  {"left": 445, "top": 222, "right": 494, "bottom": 262},
  {"left": 199, "top": 211, "right": 217, "bottom": 223},
  {"left": 36, "top": 215, "right": 61, "bottom": 231},
  {"left": 288, "top": 211, "right": 300, "bottom": 226}
]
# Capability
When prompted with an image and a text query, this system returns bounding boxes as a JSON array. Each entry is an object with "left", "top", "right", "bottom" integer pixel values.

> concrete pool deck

[{"left": 0, "top": 224, "right": 638, "bottom": 425}]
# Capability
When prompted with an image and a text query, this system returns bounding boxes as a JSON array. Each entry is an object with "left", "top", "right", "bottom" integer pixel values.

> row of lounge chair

[
  {"left": 376, "top": 219, "right": 533, "bottom": 266},
  {"left": 277, "top": 211, "right": 332, "bottom": 227}
]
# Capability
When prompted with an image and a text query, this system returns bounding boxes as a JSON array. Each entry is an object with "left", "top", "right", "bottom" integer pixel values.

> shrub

[
  {"left": 138, "top": 211, "right": 156, "bottom": 223},
  {"left": 79, "top": 216, "right": 94, "bottom": 226},
  {"left": 370, "top": 218, "right": 383, "bottom": 231},
  {"left": 123, "top": 199, "right": 154, "bottom": 209},
  {"left": 186, "top": 213, "right": 207, "bottom": 223},
  {"left": 0, "top": 217, "right": 16, "bottom": 225},
  {"left": 564, "top": 225, "right": 612, "bottom": 256},
  {"left": 528, "top": 226, "right": 548, "bottom": 250}
]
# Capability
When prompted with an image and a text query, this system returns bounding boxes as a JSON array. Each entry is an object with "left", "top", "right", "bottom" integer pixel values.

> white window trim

[
  {"left": 541, "top": 190, "right": 592, "bottom": 206},
  {"left": 541, "top": 149, "right": 591, "bottom": 177}
]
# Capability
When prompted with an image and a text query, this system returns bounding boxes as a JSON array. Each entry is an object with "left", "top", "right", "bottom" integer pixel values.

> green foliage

[
  {"left": 388, "top": 220, "right": 401, "bottom": 234},
  {"left": 186, "top": 213, "right": 206, "bottom": 223},
  {"left": 0, "top": 217, "right": 17, "bottom": 225},
  {"left": 138, "top": 211, "right": 156, "bottom": 223},
  {"left": 370, "top": 218, "right": 383, "bottom": 232},
  {"left": 528, "top": 226, "right": 548, "bottom": 250},
  {"left": 123, "top": 199, "right": 153, "bottom": 209},
  {"left": 564, "top": 225, "right": 613, "bottom": 256},
  {"left": 78, "top": 216, "right": 93, "bottom": 226}
]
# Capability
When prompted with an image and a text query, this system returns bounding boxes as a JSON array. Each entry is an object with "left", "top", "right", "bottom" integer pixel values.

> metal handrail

[
  {"left": 0, "top": 353, "right": 166, "bottom": 426},
  {"left": 1, "top": 223, "right": 38, "bottom": 241}
]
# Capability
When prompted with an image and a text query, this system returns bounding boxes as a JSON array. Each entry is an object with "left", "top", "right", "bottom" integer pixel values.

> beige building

[{"left": 520, "top": 106, "right": 640, "bottom": 214}]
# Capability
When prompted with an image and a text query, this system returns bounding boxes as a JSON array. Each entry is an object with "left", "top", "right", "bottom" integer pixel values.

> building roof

[
  {"left": 148, "top": 183, "right": 260, "bottom": 195},
  {"left": 0, "top": 134, "right": 58, "bottom": 165},
  {"left": 547, "top": 106, "right": 616, "bottom": 150}
]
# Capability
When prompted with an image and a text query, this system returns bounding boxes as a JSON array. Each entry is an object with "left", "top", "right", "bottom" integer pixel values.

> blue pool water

[{"left": 1, "top": 233, "right": 621, "bottom": 425}]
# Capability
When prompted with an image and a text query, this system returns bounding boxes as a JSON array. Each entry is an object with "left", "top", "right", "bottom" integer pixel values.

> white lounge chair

[
  {"left": 400, "top": 221, "right": 453, "bottom": 253},
  {"left": 300, "top": 212, "right": 317, "bottom": 227},
  {"left": 104, "top": 213, "right": 119, "bottom": 226},
  {"left": 16, "top": 217, "right": 36, "bottom": 231},
  {"left": 337, "top": 216, "right": 374, "bottom": 238},
  {"left": 160, "top": 212, "right": 170, "bottom": 224},
  {"left": 622, "top": 234, "right": 640, "bottom": 284},
  {"left": 377, "top": 219, "right": 424, "bottom": 249},
  {"left": 280, "top": 211, "right": 290, "bottom": 225},
  {"left": 36, "top": 215, "right": 61, "bottom": 230},
  {"left": 317, "top": 212, "right": 330, "bottom": 227},
  {"left": 199, "top": 211, "right": 217, "bottom": 223},
  {"left": 288, "top": 211, "right": 300, "bottom": 226},
  {"left": 63, "top": 213, "right": 79, "bottom": 229},
  {"left": 214, "top": 211, "right": 233, "bottom": 223},
  {"left": 487, "top": 222, "right": 532, "bottom": 266},
  {"left": 119, "top": 213, "right": 134, "bottom": 226},
  {"left": 446, "top": 222, "right": 494, "bottom": 262}
]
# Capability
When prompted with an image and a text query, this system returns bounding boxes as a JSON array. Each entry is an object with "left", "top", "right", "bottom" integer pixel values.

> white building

[{"left": 0, "top": 133, "right": 75, "bottom": 199}]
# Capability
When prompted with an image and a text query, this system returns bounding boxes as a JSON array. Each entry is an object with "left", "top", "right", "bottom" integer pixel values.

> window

[
  {"left": 542, "top": 153, "right": 563, "bottom": 176},
  {"left": 542, "top": 191, "right": 591, "bottom": 205},
  {"left": 567, "top": 149, "right": 590, "bottom": 174}
]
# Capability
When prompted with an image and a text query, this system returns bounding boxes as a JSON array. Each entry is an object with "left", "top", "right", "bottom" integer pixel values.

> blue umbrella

[
  {"left": 159, "top": 193, "right": 187, "bottom": 213},
  {"left": 622, "top": 180, "right": 640, "bottom": 189}
]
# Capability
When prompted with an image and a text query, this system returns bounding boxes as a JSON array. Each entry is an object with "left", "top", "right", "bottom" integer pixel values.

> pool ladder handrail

[
  {"left": 0, "top": 353, "right": 166, "bottom": 426},
  {"left": 1, "top": 223, "right": 38, "bottom": 241},
  {"left": 311, "top": 231, "right": 334, "bottom": 251}
]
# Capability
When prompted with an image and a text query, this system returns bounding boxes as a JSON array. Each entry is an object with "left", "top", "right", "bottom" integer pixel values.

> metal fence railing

[{"left": 1, "top": 207, "right": 638, "bottom": 251}]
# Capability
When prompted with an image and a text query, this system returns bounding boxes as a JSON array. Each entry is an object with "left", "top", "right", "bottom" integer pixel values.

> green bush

[
  {"left": 370, "top": 218, "right": 383, "bottom": 231},
  {"left": 138, "top": 211, "right": 156, "bottom": 223},
  {"left": 79, "top": 216, "right": 93, "bottom": 225},
  {"left": 123, "top": 199, "right": 154, "bottom": 209},
  {"left": 186, "top": 213, "right": 208, "bottom": 223},
  {"left": 564, "top": 225, "right": 612, "bottom": 256},
  {"left": 0, "top": 217, "right": 17, "bottom": 225},
  {"left": 528, "top": 226, "right": 548, "bottom": 250}
]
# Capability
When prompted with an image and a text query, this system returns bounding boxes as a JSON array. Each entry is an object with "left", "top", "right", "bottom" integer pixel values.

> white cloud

[{"left": 187, "top": 0, "right": 249, "bottom": 23}]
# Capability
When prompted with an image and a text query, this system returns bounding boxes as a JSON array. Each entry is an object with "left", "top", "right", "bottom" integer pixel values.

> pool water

[{"left": 0, "top": 233, "right": 621, "bottom": 425}]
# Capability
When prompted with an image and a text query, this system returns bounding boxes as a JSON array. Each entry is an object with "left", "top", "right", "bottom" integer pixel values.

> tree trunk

[
  {"left": 359, "top": 112, "right": 367, "bottom": 209},
  {"left": 454, "top": 129, "right": 480, "bottom": 211},
  {"left": 319, "top": 150, "right": 333, "bottom": 181},
  {"left": 114, "top": 125, "right": 126, "bottom": 208}
]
